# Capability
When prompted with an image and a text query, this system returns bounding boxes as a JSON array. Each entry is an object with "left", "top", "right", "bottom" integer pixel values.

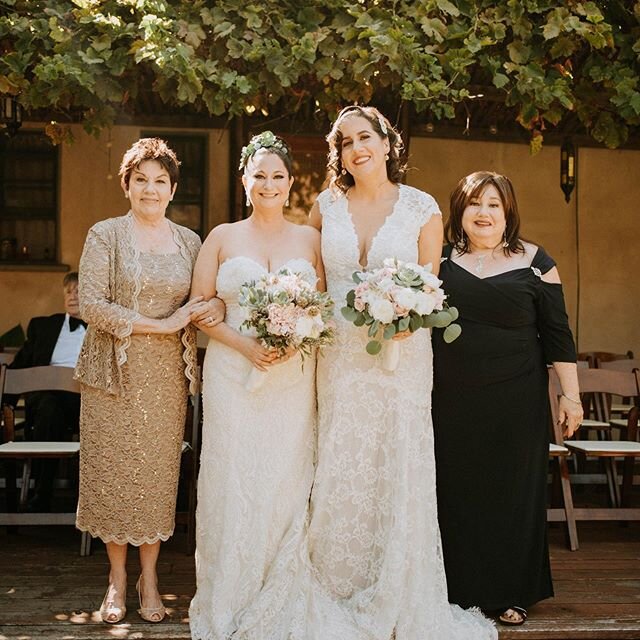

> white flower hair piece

[
  {"left": 377, "top": 114, "right": 388, "bottom": 136},
  {"left": 239, "top": 131, "right": 289, "bottom": 170}
]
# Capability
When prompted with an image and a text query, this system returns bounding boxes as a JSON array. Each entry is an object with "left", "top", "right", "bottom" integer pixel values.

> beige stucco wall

[
  {"left": 0, "top": 123, "right": 229, "bottom": 335},
  {"left": 1, "top": 128, "right": 638, "bottom": 357}
]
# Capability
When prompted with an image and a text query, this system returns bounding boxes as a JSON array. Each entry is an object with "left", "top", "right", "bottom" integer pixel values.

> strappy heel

[
  {"left": 99, "top": 584, "right": 126, "bottom": 624},
  {"left": 136, "top": 575, "right": 166, "bottom": 623}
]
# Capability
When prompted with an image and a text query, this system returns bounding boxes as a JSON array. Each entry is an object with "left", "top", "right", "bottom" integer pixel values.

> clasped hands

[{"left": 191, "top": 297, "right": 226, "bottom": 330}]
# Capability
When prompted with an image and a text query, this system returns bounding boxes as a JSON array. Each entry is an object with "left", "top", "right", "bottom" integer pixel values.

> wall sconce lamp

[
  {"left": 560, "top": 137, "right": 576, "bottom": 203},
  {"left": 1, "top": 95, "right": 23, "bottom": 137}
]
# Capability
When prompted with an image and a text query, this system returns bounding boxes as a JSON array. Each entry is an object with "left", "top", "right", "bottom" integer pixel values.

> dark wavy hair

[
  {"left": 326, "top": 105, "right": 406, "bottom": 193},
  {"left": 446, "top": 171, "right": 524, "bottom": 256}
]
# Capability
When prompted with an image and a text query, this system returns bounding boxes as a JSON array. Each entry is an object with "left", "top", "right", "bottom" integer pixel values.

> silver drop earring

[
  {"left": 502, "top": 233, "right": 509, "bottom": 248},
  {"left": 246, "top": 196, "right": 250, "bottom": 206},
  {"left": 285, "top": 198, "right": 290, "bottom": 207},
  {"left": 385, "top": 153, "right": 389, "bottom": 161}
]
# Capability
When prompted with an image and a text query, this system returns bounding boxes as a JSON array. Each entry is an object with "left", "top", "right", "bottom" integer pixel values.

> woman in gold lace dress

[{"left": 75, "top": 138, "right": 221, "bottom": 624}]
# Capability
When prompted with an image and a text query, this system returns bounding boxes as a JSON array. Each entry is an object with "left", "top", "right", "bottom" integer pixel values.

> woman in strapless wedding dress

[{"left": 187, "top": 133, "right": 324, "bottom": 640}]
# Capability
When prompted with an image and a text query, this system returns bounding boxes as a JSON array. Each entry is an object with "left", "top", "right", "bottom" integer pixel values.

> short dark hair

[
  {"left": 446, "top": 171, "right": 524, "bottom": 256},
  {"left": 63, "top": 271, "right": 78, "bottom": 287},
  {"left": 119, "top": 138, "right": 180, "bottom": 188},
  {"left": 326, "top": 105, "right": 406, "bottom": 194}
]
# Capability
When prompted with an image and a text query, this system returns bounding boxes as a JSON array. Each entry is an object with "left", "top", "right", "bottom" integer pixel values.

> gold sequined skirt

[{"left": 76, "top": 332, "right": 188, "bottom": 546}]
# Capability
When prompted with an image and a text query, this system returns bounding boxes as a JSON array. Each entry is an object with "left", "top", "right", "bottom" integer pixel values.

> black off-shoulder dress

[{"left": 432, "top": 244, "right": 577, "bottom": 611}]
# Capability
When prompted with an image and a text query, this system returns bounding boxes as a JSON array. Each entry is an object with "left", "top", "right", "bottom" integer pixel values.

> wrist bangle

[{"left": 562, "top": 393, "right": 582, "bottom": 405}]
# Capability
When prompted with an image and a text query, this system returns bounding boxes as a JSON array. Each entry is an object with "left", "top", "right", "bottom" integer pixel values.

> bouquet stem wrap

[{"left": 381, "top": 340, "right": 401, "bottom": 372}]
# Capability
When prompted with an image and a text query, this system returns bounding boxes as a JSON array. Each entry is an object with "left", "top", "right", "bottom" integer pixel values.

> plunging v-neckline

[{"left": 345, "top": 185, "right": 403, "bottom": 270}]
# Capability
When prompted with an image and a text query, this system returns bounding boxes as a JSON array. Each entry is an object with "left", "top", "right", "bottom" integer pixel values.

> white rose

[
  {"left": 295, "top": 315, "right": 316, "bottom": 339},
  {"left": 393, "top": 287, "right": 417, "bottom": 311},
  {"left": 421, "top": 272, "right": 442, "bottom": 291},
  {"left": 369, "top": 298, "right": 395, "bottom": 324},
  {"left": 414, "top": 291, "right": 437, "bottom": 316}
]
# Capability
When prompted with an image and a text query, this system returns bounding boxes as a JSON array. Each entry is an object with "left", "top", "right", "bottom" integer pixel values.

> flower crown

[{"left": 239, "top": 131, "right": 289, "bottom": 169}]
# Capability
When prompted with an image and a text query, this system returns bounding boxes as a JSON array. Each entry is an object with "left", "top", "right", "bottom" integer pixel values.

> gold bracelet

[{"left": 562, "top": 393, "right": 582, "bottom": 405}]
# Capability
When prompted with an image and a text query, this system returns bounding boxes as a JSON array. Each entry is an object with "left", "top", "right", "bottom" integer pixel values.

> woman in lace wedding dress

[
  {"left": 188, "top": 133, "right": 324, "bottom": 639},
  {"left": 302, "top": 106, "right": 497, "bottom": 639}
]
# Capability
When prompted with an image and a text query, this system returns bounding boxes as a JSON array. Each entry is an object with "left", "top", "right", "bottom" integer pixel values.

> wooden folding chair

[
  {"left": 598, "top": 359, "right": 640, "bottom": 419},
  {"left": 546, "top": 368, "right": 579, "bottom": 551},
  {"left": 563, "top": 368, "right": 640, "bottom": 525},
  {"left": 0, "top": 364, "right": 90, "bottom": 555}
]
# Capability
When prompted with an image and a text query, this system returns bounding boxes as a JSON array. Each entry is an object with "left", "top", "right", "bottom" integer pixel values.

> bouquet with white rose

[
  {"left": 239, "top": 267, "right": 335, "bottom": 391},
  {"left": 341, "top": 258, "right": 461, "bottom": 371}
]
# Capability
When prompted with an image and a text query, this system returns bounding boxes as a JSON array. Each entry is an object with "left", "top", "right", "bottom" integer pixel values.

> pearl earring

[
  {"left": 125, "top": 191, "right": 129, "bottom": 199},
  {"left": 285, "top": 198, "right": 290, "bottom": 207},
  {"left": 341, "top": 168, "right": 347, "bottom": 175},
  {"left": 385, "top": 153, "right": 389, "bottom": 161},
  {"left": 246, "top": 196, "right": 250, "bottom": 206}
]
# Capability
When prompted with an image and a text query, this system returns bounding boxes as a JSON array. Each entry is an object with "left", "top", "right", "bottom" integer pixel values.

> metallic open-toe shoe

[
  {"left": 136, "top": 576, "right": 166, "bottom": 623},
  {"left": 99, "top": 584, "right": 127, "bottom": 624}
]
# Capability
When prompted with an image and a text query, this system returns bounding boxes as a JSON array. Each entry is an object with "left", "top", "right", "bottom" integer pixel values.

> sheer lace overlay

[
  {"left": 292, "top": 185, "right": 497, "bottom": 639},
  {"left": 75, "top": 212, "right": 201, "bottom": 396},
  {"left": 189, "top": 257, "right": 318, "bottom": 640},
  {"left": 76, "top": 252, "right": 193, "bottom": 545}
]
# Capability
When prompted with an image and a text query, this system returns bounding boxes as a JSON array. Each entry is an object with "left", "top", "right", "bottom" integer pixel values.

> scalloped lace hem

[{"left": 75, "top": 523, "right": 174, "bottom": 546}]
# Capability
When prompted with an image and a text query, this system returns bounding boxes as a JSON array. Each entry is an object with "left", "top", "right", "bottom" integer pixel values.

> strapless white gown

[{"left": 189, "top": 257, "right": 317, "bottom": 640}]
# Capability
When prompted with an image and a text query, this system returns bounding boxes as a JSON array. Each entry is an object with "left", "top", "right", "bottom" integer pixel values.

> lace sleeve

[{"left": 79, "top": 225, "right": 141, "bottom": 339}]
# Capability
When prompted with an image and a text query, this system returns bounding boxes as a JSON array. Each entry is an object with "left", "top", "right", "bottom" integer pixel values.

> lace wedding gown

[
  {"left": 189, "top": 257, "right": 317, "bottom": 640},
  {"left": 296, "top": 185, "right": 497, "bottom": 639}
]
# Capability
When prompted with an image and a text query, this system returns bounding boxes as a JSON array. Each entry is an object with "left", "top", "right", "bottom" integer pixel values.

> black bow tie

[{"left": 69, "top": 317, "right": 87, "bottom": 332}]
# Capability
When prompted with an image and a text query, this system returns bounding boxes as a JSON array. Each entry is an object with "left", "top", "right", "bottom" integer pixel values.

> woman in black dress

[{"left": 432, "top": 171, "right": 583, "bottom": 626}]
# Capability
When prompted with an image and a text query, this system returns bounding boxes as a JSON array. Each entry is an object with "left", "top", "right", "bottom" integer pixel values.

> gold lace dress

[{"left": 76, "top": 250, "right": 193, "bottom": 545}]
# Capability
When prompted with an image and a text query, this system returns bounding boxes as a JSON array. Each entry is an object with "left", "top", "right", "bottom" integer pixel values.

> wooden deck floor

[{"left": 0, "top": 522, "right": 639, "bottom": 639}]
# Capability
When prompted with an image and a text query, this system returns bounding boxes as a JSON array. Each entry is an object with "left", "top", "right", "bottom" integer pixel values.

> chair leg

[
  {"left": 557, "top": 456, "right": 579, "bottom": 551},
  {"left": 19, "top": 459, "right": 31, "bottom": 507},
  {"left": 80, "top": 531, "right": 92, "bottom": 556},
  {"left": 603, "top": 457, "right": 620, "bottom": 507}
]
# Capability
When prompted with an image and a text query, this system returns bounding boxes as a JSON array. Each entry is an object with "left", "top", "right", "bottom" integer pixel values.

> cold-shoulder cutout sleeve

[
  {"left": 79, "top": 223, "right": 141, "bottom": 338},
  {"left": 532, "top": 247, "right": 576, "bottom": 364},
  {"left": 531, "top": 245, "right": 556, "bottom": 274}
]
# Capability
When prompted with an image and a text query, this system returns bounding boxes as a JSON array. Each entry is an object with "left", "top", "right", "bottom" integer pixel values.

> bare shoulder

[
  {"left": 521, "top": 240, "right": 539, "bottom": 259},
  {"left": 290, "top": 220, "right": 321, "bottom": 242}
]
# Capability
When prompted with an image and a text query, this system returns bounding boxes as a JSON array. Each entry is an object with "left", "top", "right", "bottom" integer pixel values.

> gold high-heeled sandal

[
  {"left": 136, "top": 576, "right": 166, "bottom": 623},
  {"left": 99, "top": 583, "right": 127, "bottom": 624}
]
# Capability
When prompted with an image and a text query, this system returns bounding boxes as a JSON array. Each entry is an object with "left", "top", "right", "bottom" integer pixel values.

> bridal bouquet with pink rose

[
  {"left": 239, "top": 267, "right": 335, "bottom": 391},
  {"left": 341, "top": 258, "right": 461, "bottom": 371}
]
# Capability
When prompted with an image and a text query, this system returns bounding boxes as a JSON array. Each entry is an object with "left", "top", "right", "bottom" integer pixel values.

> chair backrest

[
  {"left": 597, "top": 359, "right": 640, "bottom": 374},
  {"left": 578, "top": 351, "right": 634, "bottom": 368},
  {"left": 0, "top": 365, "right": 80, "bottom": 443},
  {"left": 0, "top": 353, "right": 15, "bottom": 366},
  {"left": 576, "top": 368, "right": 639, "bottom": 398},
  {"left": 549, "top": 367, "right": 640, "bottom": 435},
  {"left": 1, "top": 365, "right": 80, "bottom": 396}
]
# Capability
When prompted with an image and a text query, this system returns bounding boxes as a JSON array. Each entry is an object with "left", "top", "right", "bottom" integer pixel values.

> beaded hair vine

[{"left": 239, "top": 131, "right": 289, "bottom": 170}]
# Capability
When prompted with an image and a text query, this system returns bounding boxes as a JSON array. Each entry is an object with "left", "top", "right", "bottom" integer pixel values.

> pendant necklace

[{"left": 474, "top": 254, "right": 487, "bottom": 275}]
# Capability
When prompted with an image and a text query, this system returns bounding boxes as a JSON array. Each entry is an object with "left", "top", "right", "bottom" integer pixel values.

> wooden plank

[{"left": 0, "top": 523, "right": 639, "bottom": 639}]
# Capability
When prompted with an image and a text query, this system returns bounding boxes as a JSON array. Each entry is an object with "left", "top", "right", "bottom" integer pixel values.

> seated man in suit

[{"left": 10, "top": 271, "right": 85, "bottom": 511}]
